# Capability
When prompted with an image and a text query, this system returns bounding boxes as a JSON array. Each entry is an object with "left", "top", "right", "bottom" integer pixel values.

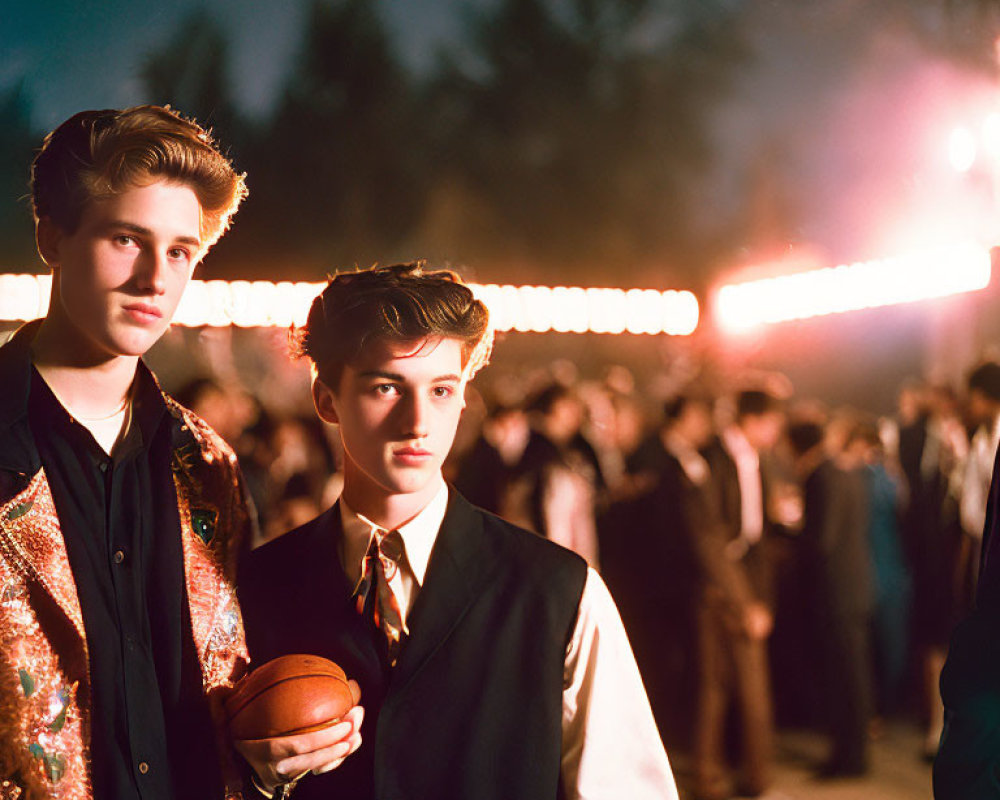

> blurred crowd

[{"left": 175, "top": 354, "right": 1000, "bottom": 800}]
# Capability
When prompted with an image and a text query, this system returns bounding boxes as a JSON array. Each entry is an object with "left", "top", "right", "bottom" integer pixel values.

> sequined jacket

[{"left": 0, "top": 324, "right": 252, "bottom": 800}]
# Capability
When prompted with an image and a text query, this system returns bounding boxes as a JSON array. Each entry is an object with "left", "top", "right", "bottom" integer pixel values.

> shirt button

[
  {"left": 138, "top": 761, "right": 149, "bottom": 775},
  {"left": 99, "top": 462, "right": 109, "bottom": 473},
  {"left": 113, "top": 550, "right": 125, "bottom": 565}
]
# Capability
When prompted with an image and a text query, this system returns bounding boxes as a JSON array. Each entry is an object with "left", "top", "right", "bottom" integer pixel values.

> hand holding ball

[{"left": 226, "top": 654, "right": 361, "bottom": 741}]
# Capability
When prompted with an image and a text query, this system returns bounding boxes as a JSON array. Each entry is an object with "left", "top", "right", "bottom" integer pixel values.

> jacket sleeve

[
  {"left": 801, "top": 466, "right": 845, "bottom": 559},
  {"left": 935, "top": 610, "right": 1000, "bottom": 799},
  {"left": 977, "top": 442, "right": 1000, "bottom": 607},
  {"left": 684, "top": 473, "right": 758, "bottom": 615}
]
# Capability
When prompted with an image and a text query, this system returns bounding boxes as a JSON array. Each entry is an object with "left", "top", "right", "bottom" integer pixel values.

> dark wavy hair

[
  {"left": 31, "top": 104, "right": 247, "bottom": 250},
  {"left": 294, "top": 261, "right": 493, "bottom": 388}
]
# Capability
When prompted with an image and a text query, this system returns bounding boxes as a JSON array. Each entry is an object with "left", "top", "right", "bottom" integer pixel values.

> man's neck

[
  {"left": 31, "top": 316, "right": 138, "bottom": 421},
  {"left": 341, "top": 469, "right": 446, "bottom": 531}
]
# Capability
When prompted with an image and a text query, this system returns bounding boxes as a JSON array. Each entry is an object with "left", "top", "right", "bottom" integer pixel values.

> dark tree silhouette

[
  {"left": 416, "top": 0, "right": 749, "bottom": 286},
  {"left": 0, "top": 82, "right": 40, "bottom": 271},
  {"left": 122, "top": 0, "right": 749, "bottom": 284},
  {"left": 141, "top": 10, "right": 243, "bottom": 149},
  {"left": 241, "top": 0, "right": 425, "bottom": 275}
]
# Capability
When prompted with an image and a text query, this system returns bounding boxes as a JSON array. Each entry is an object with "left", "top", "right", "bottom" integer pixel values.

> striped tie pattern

[{"left": 353, "top": 529, "right": 406, "bottom": 666}]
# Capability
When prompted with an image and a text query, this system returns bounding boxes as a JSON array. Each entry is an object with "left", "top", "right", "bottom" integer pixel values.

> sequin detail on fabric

[
  {"left": 166, "top": 397, "right": 251, "bottom": 799},
  {"left": 0, "top": 472, "right": 91, "bottom": 799}
]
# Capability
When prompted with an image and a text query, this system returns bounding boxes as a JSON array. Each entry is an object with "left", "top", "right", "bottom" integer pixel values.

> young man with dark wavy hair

[
  {"left": 237, "top": 261, "right": 677, "bottom": 800},
  {"left": 0, "top": 105, "right": 359, "bottom": 800}
]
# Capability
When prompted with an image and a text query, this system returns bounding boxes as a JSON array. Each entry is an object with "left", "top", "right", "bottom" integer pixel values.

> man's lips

[
  {"left": 393, "top": 446, "right": 433, "bottom": 465},
  {"left": 123, "top": 303, "right": 164, "bottom": 323},
  {"left": 394, "top": 447, "right": 432, "bottom": 457}
]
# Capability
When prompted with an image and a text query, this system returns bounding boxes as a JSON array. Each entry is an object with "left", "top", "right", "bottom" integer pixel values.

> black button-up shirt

[{"left": 28, "top": 365, "right": 223, "bottom": 800}]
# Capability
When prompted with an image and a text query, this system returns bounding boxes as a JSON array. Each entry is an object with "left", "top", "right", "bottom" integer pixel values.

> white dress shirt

[
  {"left": 663, "top": 431, "right": 710, "bottom": 487},
  {"left": 961, "top": 415, "right": 1000, "bottom": 540},
  {"left": 722, "top": 427, "right": 764, "bottom": 544},
  {"left": 339, "top": 479, "right": 678, "bottom": 800},
  {"left": 541, "top": 464, "right": 601, "bottom": 569}
]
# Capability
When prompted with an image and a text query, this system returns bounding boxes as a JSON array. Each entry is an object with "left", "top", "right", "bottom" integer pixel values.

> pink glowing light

[{"left": 715, "top": 242, "right": 991, "bottom": 333}]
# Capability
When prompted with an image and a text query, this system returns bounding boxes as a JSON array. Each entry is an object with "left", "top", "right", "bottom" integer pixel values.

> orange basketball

[{"left": 225, "top": 654, "right": 361, "bottom": 741}]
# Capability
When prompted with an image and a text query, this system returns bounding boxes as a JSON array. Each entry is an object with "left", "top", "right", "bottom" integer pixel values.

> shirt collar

[
  {"left": 339, "top": 479, "right": 449, "bottom": 586},
  {"left": 130, "top": 361, "right": 170, "bottom": 446},
  {"left": 663, "top": 431, "right": 710, "bottom": 486},
  {"left": 723, "top": 426, "right": 757, "bottom": 462}
]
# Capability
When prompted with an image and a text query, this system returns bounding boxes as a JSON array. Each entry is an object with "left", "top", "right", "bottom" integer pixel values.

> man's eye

[
  {"left": 375, "top": 384, "right": 399, "bottom": 396},
  {"left": 168, "top": 247, "right": 190, "bottom": 261},
  {"left": 432, "top": 386, "right": 454, "bottom": 399},
  {"left": 114, "top": 235, "right": 137, "bottom": 247}
]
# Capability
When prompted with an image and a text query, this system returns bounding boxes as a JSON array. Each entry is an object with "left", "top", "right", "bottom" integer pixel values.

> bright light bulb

[{"left": 949, "top": 126, "right": 978, "bottom": 172}]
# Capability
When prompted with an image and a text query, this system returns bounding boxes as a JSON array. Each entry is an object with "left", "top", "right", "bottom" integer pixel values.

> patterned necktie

[{"left": 353, "top": 529, "right": 406, "bottom": 666}]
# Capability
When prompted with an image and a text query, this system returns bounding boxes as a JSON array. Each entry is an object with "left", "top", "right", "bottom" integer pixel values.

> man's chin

[
  {"left": 383, "top": 470, "right": 439, "bottom": 497},
  {"left": 106, "top": 327, "right": 169, "bottom": 358}
]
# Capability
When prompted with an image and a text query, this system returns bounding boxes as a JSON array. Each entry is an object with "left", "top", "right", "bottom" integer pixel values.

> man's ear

[
  {"left": 312, "top": 377, "right": 340, "bottom": 425},
  {"left": 35, "top": 217, "right": 62, "bottom": 267}
]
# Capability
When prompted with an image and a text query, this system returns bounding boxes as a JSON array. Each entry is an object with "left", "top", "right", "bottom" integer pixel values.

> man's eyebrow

[
  {"left": 359, "top": 370, "right": 403, "bottom": 381},
  {"left": 105, "top": 220, "right": 201, "bottom": 247},
  {"left": 357, "top": 370, "right": 463, "bottom": 383}
]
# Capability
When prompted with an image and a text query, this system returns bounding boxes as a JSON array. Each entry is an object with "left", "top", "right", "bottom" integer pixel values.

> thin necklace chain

[
  {"left": 43, "top": 380, "right": 132, "bottom": 422},
  {"left": 73, "top": 396, "right": 130, "bottom": 422}
]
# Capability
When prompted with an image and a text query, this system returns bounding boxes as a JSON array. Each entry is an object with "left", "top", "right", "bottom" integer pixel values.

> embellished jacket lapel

[
  {"left": 0, "top": 470, "right": 85, "bottom": 643},
  {"left": 167, "top": 399, "right": 253, "bottom": 799},
  {"left": 0, "top": 468, "right": 92, "bottom": 800},
  {"left": 167, "top": 411, "right": 250, "bottom": 691}
]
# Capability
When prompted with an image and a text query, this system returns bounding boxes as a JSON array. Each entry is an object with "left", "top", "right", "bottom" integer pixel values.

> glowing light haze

[{"left": 714, "top": 242, "right": 992, "bottom": 333}]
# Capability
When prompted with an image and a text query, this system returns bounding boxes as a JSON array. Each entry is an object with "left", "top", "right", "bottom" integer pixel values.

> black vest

[{"left": 237, "top": 489, "right": 588, "bottom": 800}]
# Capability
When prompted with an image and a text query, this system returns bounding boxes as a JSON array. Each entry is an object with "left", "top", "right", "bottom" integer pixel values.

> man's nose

[
  {"left": 403, "top": 393, "right": 430, "bottom": 439},
  {"left": 134, "top": 249, "right": 168, "bottom": 294}
]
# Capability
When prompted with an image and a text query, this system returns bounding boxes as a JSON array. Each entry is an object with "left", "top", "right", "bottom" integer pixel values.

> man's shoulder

[
  {"left": 453, "top": 494, "right": 588, "bottom": 578},
  {"left": 243, "top": 505, "right": 337, "bottom": 571},
  {"left": 0, "top": 323, "right": 37, "bottom": 448},
  {"left": 162, "top": 394, "right": 238, "bottom": 467}
]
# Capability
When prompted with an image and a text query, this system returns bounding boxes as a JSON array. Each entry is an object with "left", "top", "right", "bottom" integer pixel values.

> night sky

[
  {"left": 3, "top": 0, "right": 467, "bottom": 129},
  {"left": 4, "top": 1, "right": 998, "bottom": 267}
]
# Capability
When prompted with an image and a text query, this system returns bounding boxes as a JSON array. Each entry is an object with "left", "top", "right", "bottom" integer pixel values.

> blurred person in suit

[
  {"left": 507, "top": 384, "right": 601, "bottom": 566},
  {"left": 934, "top": 365, "right": 1000, "bottom": 798},
  {"left": 788, "top": 420, "right": 874, "bottom": 777},
  {"left": 450, "top": 401, "right": 527, "bottom": 515},
  {"left": 605, "top": 394, "right": 712, "bottom": 749},
  {"left": 890, "top": 380, "right": 967, "bottom": 758},
  {"left": 694, "top": 390, "right": 784, "bottom": 799},
  {"left": 956, "top": 364, "right": 1000, "bottom": 618},
  {"left": 845, "top": 421, "right": 912, "bottom": 718}
]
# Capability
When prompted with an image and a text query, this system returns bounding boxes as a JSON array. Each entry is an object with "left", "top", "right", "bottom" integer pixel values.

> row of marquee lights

[
  {"left": 0, "top": 242, "right": 991, "bottom": 334},
  {"left": 0, "top": 275, "right": 700, "bottom": 336}
]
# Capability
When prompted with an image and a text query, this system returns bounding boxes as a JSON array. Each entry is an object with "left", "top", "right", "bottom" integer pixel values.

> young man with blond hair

[
  {"left": 0, "top": 106, "right": 358, "bottom": 800},
  {"left": 238, "top": 262, "right": 677, "bottom": 799}
]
